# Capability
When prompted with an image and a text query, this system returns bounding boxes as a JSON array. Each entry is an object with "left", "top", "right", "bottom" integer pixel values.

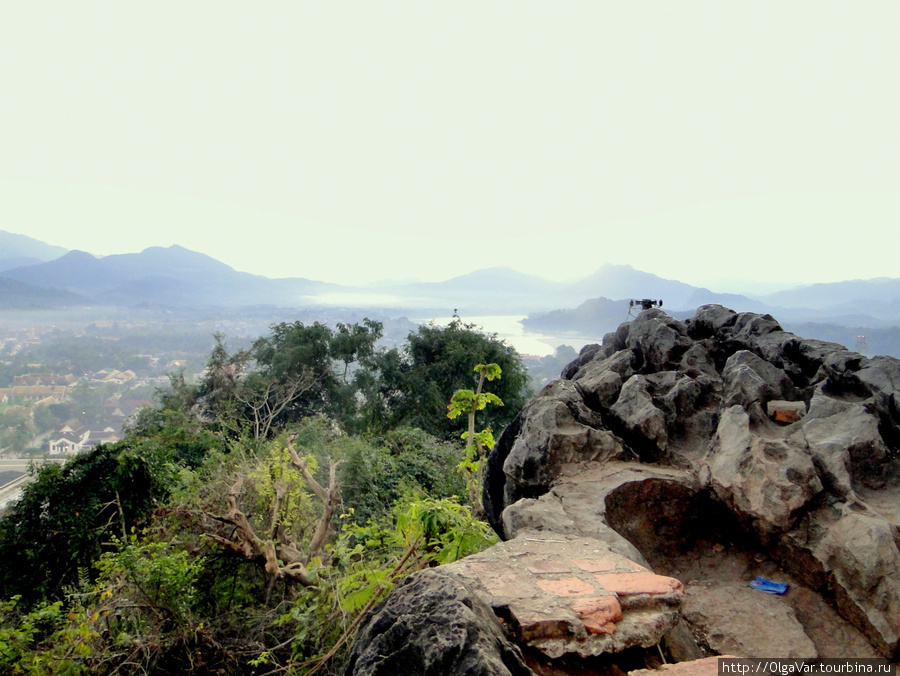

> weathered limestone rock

[
  {"left": 704, "top": 406, "right": 822, "bottom": 537},
  {"left": 813, "top": 513, "right": 900, "bottom": 656},
  {"left": 625, "top": 309, "right": 693, "bottom": 371},
  {"left": 801, "top": 403, "right": 889, "bottom": 495},
  {"left": 484, "top": 305, "right": 900, "bottom": 659},
  {"left": 343, "top": 568, "right": 534, "bottom": 676},
  {"left": 730, "top": 312, "right": 782, "bottom": 344},
  {"left": 483, "top": 379, "right": 624, "bottom": 538},
  {"left": 610, "top": 375, "right": 670, "bottom": 455},
  {"left": 501, "top": 462, "right": 697, "bottom": 567},
  {"left": 722, "top": 350, "right": 795, "bottom": 409},
  {"left": 572, "top": 349, "right": 636, "bottom": 409},
  {"left": 793, "top": 338, "right": 853, "bottom": 379},
  {"left": 679, "top": 343, "right": 719, "bottom": 379},
  {"left": 806, "top": 383, "right": 860, "bottom": 419},
  {"left": 500, "top": 494, "right": 648, "bottom": 566},
  {"left": 561, "top": 343, "right": 602, "bottom": 380},
  {"left": 685, "top": 305, "right": 738, "bottom": 340}
]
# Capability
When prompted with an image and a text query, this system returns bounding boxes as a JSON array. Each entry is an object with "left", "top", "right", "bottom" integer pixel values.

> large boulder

[
  {"left": 815, "top": 513, "right": 900, "bottom": 655},
  {"left": 483, "top": 379, "right": 624, "bottom": 537},
  {"left": 721, "top": 350, "right": 795, "bottom": 410},
  {"left": 703, "top": 406, "right": 822, "bottom": 538},
  {"left": 625, "top": 309, "right": 693, "bottom": 372},
  {"left": 343, "top": 568, "right": 534, "bottom": 676}
]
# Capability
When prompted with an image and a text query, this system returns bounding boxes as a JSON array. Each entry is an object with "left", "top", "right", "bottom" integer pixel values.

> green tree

[
  {"left": 251, "top": 319, "right": 383, "bottom": 428},
  {"left": 368, "top": 317, "right": 529, "bottom": 439},
  {"left": 447, "top": 363, "right": 503, "bottom": 510},
  {"left": 0, "top": 410, "right": 220, "bottom": 606}
]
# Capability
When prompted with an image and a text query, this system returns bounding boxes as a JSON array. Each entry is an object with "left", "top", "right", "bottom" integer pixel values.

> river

[{"left": 416, "top": 314, "right": 597, "bottom": 357}]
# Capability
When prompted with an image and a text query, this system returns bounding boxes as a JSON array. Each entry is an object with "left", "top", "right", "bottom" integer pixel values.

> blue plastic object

[{"left": 749, "top": 576, "right": 789, "bottom": 595}]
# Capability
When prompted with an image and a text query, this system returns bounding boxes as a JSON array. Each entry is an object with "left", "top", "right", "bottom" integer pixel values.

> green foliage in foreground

[
  {"left": 0, "top": 317, "right": 518, "bottom": 674},
  {"left": 0, "top": 409, "right": 220, "bottom": 607},
  {"left": 0, "top": 427, "right": 493, "bottom": 675}
]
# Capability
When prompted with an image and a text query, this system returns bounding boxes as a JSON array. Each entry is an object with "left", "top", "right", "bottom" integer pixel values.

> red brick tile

[
  {"left": 570, "top": 556, "right": 618, "bottom": 573},
  {"left": 536, "top": 577, "right": 597, "bottom": 597},
  {"left": 569, "top": 596, "right": 623, "bottom": 635},
  {"left": 593, "top": 572, "right": 685, "bottom": 596}
]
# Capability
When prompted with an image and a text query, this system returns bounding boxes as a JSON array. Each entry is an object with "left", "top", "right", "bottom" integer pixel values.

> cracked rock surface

[{"left": 486, "top": 306, "right": 900, "bottom": 658}]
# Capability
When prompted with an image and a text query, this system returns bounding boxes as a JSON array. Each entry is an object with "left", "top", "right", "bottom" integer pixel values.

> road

[{"left": 0, "top": 457, "right": 66, "bottom": 509}]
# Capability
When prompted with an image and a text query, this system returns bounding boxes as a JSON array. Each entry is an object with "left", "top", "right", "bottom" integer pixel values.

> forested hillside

[{"left": 0, "top": 317, "right": 528, "bottom": 675}]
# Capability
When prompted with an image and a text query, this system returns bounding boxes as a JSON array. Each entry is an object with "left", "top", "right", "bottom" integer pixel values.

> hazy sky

[{"left": 2, "top": 3, "right": 898, "bottom": 289}]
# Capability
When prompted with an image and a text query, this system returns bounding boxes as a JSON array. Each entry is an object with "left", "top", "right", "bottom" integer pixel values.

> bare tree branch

[
  {"left": 234, "top": 369, "right": 321, "bottom": 443},
  {"left": 287, "top": 437, "right": 344, "bottom": 563},
  {"left": 199, "top": 474, "right": 316, "bottom": 587}
]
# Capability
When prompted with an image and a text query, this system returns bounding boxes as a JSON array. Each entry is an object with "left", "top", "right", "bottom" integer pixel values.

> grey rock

[
  {"left": 722, "top": 350, "right": 795, "bottom": 410},
  {"left": 755, "top": 331, "right": 800, "bottom": 366},
  {"left": 793, "top": 338, "right": 849, "bottom": 378},
  {"left": 501, "top": 493, "right": 648, "bottom": 565},
  {"left": 561, "top": 343, "right": 601, "bottom": 380},
  {"left": 729, "top": 312, "right": 782, "bottom": 344},
  {"left": 343, "top": 568, "right": 534, "bottom": 676},
  {"left": 806, "top": 384, "right": 860, "bottom": 420},
  {"left": 683, "top": 582, "right": 817, "bottom": 658},
  {"left": 504, "top": 461, "right": 697, "bottom": 567},
  {"left": 484, "top": 304, "right": 900, "bottom": 657},
  {"left": 705, "top": 406, "right": 822, "bottom": 536},
  {"left": 814, "top": 513, "right": 900, "bottom": 656},
  {"left": 686, "top": 304, "right": 738, "bottom": 340},
  {"left": 610, "top": 375, "right": 669, "bottom": 455},
  {"left": 856, "top": 356, "right": 900, "bottom": 444},
  {"left": 572, "top": 349, "right": 636, "bottom": 410},
  {"left": 625, "top": 310, "right": 692, "bottom": 372},
  {"left": 679, "top": 342, "right": 719, "bottom": 379},
  {"left": 661, "top": 375, "right": 705, "bottom": 419},
  {"left": 484, "top": 379, "right": 624, "bottom": 537},
  {"left": 801, "top": 403, "right": 888, "bottom": 495}
]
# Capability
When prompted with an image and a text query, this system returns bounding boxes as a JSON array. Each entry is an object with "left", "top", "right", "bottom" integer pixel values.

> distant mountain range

[
  {"left": 0, "top": 230, "right": 69, "bottom": 273},
  {"left": 1, "top": 237, "right": 339, "bottom": 309},
  {"left": 1, "top": 231, "right": 899, "bottom": 336}
]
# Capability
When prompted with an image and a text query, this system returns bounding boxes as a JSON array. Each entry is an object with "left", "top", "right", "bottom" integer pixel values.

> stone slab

[
  {"left": 443, "top": 531, "right": 685, "bottom": 659},
  {"left": 682, "top": 582, "right": 817, "bottom": 658},
  {"left": 631, "top": 656, "right": 737, "bottom": 676}
]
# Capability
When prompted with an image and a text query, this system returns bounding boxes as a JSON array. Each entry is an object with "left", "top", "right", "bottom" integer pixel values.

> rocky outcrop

[
  {"left": 348, "top": 306, "right": 900, "bottom": 673},
  {"left": 486, "top": 306, "right": 900, "bottom": 658}
]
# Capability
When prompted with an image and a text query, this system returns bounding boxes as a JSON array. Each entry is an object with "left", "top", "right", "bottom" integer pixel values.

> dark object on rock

[
  {"left": 630, "top": 298, "right": 664, "bottom": 311},
  {"left": 343, "top": 568, "right": 534, "bottom": 676}
]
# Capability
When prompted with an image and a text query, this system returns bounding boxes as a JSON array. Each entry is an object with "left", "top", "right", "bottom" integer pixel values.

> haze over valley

[{"left": 3, "top": 228, "right": 899, "bottom": 358}]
